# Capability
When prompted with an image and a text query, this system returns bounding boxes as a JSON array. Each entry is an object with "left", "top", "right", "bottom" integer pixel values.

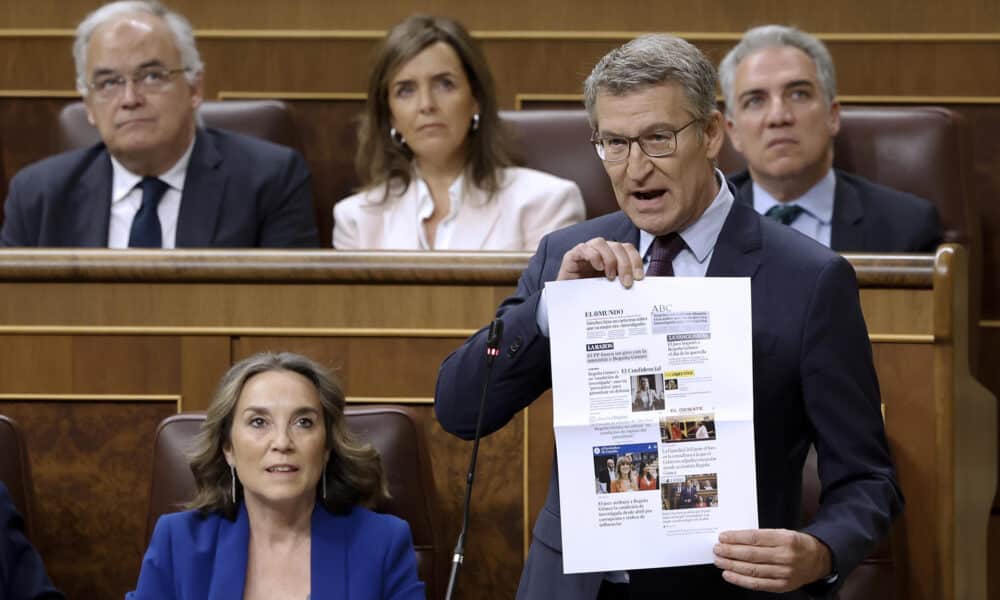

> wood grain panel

[
  {"left": 3, "top": 37, "right": 1000, "bottom": 102},
  {"left": 0, "top": 399, "right": 177, "bottom": 600},
  {"left": 0, "top": 281, "right": 509, "bottom": 329},
  {"left": 230, "top": 336, "right": 467, "bottom": 397},
  {"left": 2, "top": 0, "right": 999, "bottom": 32},
  {"left": 179, "top": 336, "right": 231, "bottom": 411}
]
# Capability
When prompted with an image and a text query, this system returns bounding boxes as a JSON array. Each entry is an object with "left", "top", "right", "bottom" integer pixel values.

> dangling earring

[
  {"left": 230, "top": 465, "right": 237, "bottom": 504},
  {"left": 389, "top": 127, "right": 406, "bottom": 146},
  {"left": 471, "top": 113, "right": 480, "bottom": 132},
  {"left": 322, "top": 468, "right": 328, "bottom": 500}
]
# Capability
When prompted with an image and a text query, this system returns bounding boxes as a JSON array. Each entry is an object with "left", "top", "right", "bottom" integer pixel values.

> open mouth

[
  {"left": 266, "top": 465, "right": 299, "bottom": 473},
  {"left": 633, "top": 189, "right": 666, "bottom": 200}
]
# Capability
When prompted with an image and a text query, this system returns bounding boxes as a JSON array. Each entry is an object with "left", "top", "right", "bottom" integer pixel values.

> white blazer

[{"left": 332, "top": 167, "right": 585, "bottom": 251}]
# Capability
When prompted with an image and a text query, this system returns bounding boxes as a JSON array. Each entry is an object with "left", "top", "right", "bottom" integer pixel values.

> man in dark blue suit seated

[
  {"left": 0, "top": 482, "right": 63, "bottom": 600},
  {"left": 0, "top": 0, "right": 318, "bottom": 249},
  {"left": 719, "top": 25, "right": 941, "bottom": 252},
  {"left": 435, "top": 34, "right": 902, "bottom": 599}
]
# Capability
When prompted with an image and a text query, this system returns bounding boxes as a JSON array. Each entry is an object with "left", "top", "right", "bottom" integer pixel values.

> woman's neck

[
  {"left": 415, "top": 153, "right": 466, "bottom": 192},
  {"left": 244, "top": 495, "right": 314, "bottom": 547}
]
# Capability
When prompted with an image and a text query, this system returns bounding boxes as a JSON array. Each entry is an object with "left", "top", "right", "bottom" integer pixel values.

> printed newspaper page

[{"left": 546, "top": 276, "right": 757, "bottom": 573}]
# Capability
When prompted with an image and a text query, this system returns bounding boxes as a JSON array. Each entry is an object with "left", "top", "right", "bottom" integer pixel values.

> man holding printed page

[{"left": 434, "top": 34, "right": 901, "bottom": 599}]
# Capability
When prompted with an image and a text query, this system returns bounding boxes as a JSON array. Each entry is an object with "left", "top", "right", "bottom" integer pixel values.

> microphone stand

[{"left": 444, "top": 320, "right": 503, "bottom": 600}]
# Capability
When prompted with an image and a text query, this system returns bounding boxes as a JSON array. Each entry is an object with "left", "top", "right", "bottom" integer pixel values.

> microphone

[{"left": 445, "top": 318, "right": 504, "bottom": 600}]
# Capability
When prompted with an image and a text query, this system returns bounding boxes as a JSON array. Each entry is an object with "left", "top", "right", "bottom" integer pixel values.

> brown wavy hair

[
  {"left": 355, "top": 14, "right": 512, "bottom": 200},
  {"left": 187, "top": 352, "right": 388, "bottom": 519}
]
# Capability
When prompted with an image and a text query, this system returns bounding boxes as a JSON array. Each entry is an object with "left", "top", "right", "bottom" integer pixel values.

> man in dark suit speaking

[
  {"left": 719, "top": 25, "right": 940, "bottom": 252},
  {"left": 435, "top": 34, "right": 902, "bottom": 599},
  {"left": 0, "top": 0, "right": 318, "bottom": 248}
]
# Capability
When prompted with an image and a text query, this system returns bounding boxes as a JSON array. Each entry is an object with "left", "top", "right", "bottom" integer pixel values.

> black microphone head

[{"left": 486, "top": 319, "right": 504, "bottom": 350}]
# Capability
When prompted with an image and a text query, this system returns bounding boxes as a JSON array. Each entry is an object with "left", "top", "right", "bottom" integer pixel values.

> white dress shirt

[
  {"left": 107, "top": 140, "right": 195, "bottom": 249},
  {"left": 751, "top": 168, "right": 836, "bottom": 248}
]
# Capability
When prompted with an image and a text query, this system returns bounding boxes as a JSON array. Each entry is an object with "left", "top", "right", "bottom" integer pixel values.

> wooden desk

[{"left": 0, "top": 247, "right": 992, "bottom": 600}]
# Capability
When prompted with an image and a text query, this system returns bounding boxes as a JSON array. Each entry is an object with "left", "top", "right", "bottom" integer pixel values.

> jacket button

[{"left": 507, "top": 335, "right": 524, "bottom": 357}]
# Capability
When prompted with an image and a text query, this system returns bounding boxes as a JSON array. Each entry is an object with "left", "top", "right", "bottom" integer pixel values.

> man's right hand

[{"left": 556, "top": 237, "right": 644, "bottom": 288}]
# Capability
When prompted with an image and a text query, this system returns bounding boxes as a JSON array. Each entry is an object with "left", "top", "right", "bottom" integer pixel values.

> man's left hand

[{"left": 713, "top": 529, "right": 832, "bottom": 593}]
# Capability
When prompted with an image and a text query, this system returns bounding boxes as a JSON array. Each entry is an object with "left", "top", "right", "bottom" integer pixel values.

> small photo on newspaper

[{"left": 547, "top": 276, "right": 758, "bottom": 574}]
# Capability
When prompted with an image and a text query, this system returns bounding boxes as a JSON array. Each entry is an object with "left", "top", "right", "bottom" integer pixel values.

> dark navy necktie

[
  {"left": 765, "top": 204, "right": 805, "bottom": 226},
  {"left": 646, "top": 232, "right": 687, "bottom": 277},
  {"left": 128, "top": 177, "right": 169, "bottom": 248}
]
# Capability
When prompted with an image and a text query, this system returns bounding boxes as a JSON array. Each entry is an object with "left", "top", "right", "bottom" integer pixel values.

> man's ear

[
  {"left": 827, "top": 99, "right": 841, "bottom": 138},
  {"left": 725, "top": 114, "right": 744, "bottom": 154},
  {"left": 704, "top": 110, "right": 726, "bottom": 161}
]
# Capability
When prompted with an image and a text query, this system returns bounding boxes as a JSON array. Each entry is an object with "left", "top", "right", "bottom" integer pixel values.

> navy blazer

[
  {"left": 730, "top": 168, "right": 942, "bottom": 252},
  {"left": 127, "top": 504, "right": 424, "bottom": 600},
  {"left": 435, "top": 200, "right": 903, "bottom": 599},
  {"left": 0, "top": 128, "right": 319, "bottom": 248},
  {"left": 0, "top": 482, "right": 62, "bottom": 600}
]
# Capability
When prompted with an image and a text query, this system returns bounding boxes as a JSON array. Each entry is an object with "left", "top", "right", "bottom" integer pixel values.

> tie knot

[
  {"left": 765, "top": 203, "right": 804, "bottom": 226},
  {"left": 646, "top": 232, "right": 686, "bottom": 276},
  {"left": 139, "top": 177, "right": 168, "bottom": 204}
]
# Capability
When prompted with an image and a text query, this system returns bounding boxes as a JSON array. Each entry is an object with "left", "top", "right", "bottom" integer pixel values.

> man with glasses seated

[
  {"left": 1, "top": 0, "right": 318, "bottom": 248},
  {"left": 719, "top": 25, "right": 941, "bottom": 252},
  {"left": 436, "top": 34, "right": 901, "bottom": 599}
]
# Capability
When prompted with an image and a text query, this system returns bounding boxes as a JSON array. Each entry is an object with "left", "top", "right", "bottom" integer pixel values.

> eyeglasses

[
  {"left": 86, "top": 66, "right": 189, "bottom": 101},
  {"left": 590, "top": 119, "right": 699, "bottom": 163}
]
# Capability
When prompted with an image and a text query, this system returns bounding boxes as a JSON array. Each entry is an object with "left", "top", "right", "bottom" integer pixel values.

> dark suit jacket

[
  {"left": 127, "top": 503, "right": 424, "bottom": 600},
  {"left": 0, "top": 482, "right": 62, "bottom": 600},
  {"left": 730, "top": 169, "right": 942, "bottom": 252},
  {"left": 435, "top": 201, "right": 903, "bottom": 599},
  {"left": 0, "top": 128, "right": 319, "bottom": 248}
]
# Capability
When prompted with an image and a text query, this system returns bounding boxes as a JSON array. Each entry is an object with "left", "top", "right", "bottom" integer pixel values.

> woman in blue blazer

[{"left": 128, "top": 352, "right": 425, "bottom": 600}]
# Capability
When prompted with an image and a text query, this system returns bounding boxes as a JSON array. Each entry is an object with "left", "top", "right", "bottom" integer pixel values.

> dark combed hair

[
  {"left": 355, "top": 14, "right": 512, "bottom": 200},
  {"left": 186, "top": 352, "right": 389, "bottom": 519}
]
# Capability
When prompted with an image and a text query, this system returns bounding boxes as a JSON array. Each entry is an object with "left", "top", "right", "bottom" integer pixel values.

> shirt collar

[
  {"left": 110, "top": 137, "right": 196, "bottom": 205},
  {"left": 638, "top": 168, "right": 734, "bottom": 265},
  {"left": 751, "top": 168, "right": 835, "bottom": 224}
]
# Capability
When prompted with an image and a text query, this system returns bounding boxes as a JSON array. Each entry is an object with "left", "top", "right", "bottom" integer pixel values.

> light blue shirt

[
  {"left": 752, "top": 168, "right": 835, "bottom": 248},
  {"left": 536, "top": 169, "right": 733, "bottom": 336}
]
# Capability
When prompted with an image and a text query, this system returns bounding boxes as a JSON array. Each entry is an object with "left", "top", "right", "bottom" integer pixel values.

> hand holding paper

[
  {"left": 713, "top": 528, "right": 833, "bottom": 592},
  {"left": 557, "top": 237, "right": 644, "bottom": 287}
]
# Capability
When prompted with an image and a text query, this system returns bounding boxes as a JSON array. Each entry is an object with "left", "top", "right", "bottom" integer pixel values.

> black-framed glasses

[
  {"left": 590, "top": 119, "right": 699, "bottom": 163},
  {"left": 86, "top": 66, "right": 189, "bottom": 101}
]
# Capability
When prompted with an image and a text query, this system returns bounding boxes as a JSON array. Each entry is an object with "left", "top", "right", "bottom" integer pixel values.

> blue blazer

[
  {"left": 127, "top": 504, "right": 425, "bottom": 600},
  {"left": 435, "top": 199, "right": 903, "bottom": 599},
  {"left": 0, "top": 128, "right": 319, "bottom": 248},
  {"left": 0, "top": 482, "right": 62, "bottom": 600}
]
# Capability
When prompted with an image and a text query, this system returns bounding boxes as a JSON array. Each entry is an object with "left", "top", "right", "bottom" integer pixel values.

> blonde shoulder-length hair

[{"left": 186, "top": 352, "right": 388, "bottom": 519}]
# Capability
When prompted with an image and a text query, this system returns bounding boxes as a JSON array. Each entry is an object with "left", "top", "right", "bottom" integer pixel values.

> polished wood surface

[
  {"left": 0, "top": 249, "right": 990, "bottom": 599},
  {"left": 2, "top": 0, "right": 999, "bottom": 31}
]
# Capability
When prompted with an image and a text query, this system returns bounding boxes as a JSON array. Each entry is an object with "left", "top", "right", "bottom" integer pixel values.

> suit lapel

[
  {"left": 706, "top": 201, "right": 763, "bottom": 279},
  {"left": 69, "top": 151, "right": 112, "bottom": 247},
  {"left": 208, "top": 507, "right": 249, "bottom": 600},
  {"left": 829, "top": 171, "right": 865, "bottom": 251},
  {"left": 606, "top": 212, "right": 640, "bottom": 246},
  {"left": 311, "top": 506, "right": 348, "bottom": 600},
  {"left": 176, "top": 129, "right": 226, "bottom": 248}
]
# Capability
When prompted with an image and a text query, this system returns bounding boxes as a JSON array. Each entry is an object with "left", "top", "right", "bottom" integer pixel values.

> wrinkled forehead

[
  {"left": 86, "top": 13, "right": 181, "bottom": 73},
  {"left": 735, "top": 45, "right": 821, "bottom": 91}
]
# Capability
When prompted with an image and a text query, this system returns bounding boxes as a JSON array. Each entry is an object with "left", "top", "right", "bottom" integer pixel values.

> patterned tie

[
  {"left": 128, "top": 177, "right": 169, "bottom": 248},
  {"left": 646, "top": 232, "right": 687, "bottom": 277},
  {"left": 765, "top": 204, "right": 805, "bottom": 226}
]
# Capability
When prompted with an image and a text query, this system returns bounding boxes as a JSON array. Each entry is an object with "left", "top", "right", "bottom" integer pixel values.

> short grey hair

[
  {"left": 719, "top": 25, "right": 837, "bottom": 113},
  {"left": 73, "top": 0, "right": 204, "bottom": 96},
  {"left": 583, "top": 34, "right": 718, "bottom": 129}
]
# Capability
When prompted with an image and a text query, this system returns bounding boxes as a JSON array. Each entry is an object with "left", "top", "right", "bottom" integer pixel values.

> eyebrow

[
  {"left": 90, "top": 59, "right": 167, "bottom": 78},
  {"left": 598, "top": 122, "right": 678, "bottom": 137},
  {"left": 392, "top": 70, "right": 459, "bottom": 86},
  {"left": 241, "top": 406, "right": 321, "bottom": 417},
  {"left": 738, "top": 79, "right": 816, "bottom": 100}
]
